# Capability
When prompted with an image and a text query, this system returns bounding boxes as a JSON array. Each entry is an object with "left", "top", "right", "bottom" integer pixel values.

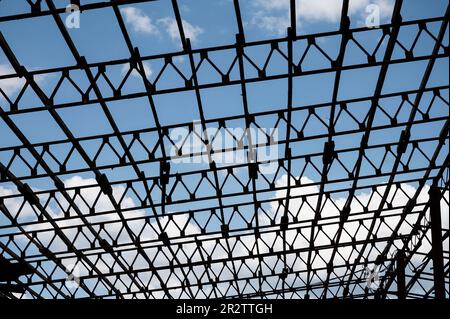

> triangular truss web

[{"left": 0, "top": 0, "right": 448, "bottom": 299}]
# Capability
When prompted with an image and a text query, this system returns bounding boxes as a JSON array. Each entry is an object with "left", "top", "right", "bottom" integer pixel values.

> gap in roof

[
  {"left": 153, "top": 90, "right": 201, "bottom": 126},
  {"left": 200, "top": 85, "right": 244, "bottom": 120},
  {"left": 240, "top": 0, "right": 291, "bottom": 42},
  {"left": 118, "top": 1, "right": 181, "bottom": 57},
  {"left": 64, "top": 6, "right": 129, "bottom": 63},
  {"left": 178, "top": 0, "right": 238, "bottom": 48},
  {"left": 56, "top": 103, "right": 114, "bottom": 138},
  {"left": 247, "top": 78, "right": 288, "bottom": 113},
  {"left": 401, "top": 0, "right": 448, "bottom": 21},
  {"left": 107, "top": 97, "right": 156, "bottom": 132},
  {"left": 10, "top": 110, "right": 67, "bottom": 144},
  {"left": 0, "top": 15, "right": 76, "bottom": 69},
  {"left": 0, "top": 0, "right": 30, "bottom": 16}
]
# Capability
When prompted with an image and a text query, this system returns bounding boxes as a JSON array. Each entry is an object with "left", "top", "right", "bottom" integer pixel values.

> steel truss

[{"left": 0, "top": 0, "right": 449, "bottom": 299}]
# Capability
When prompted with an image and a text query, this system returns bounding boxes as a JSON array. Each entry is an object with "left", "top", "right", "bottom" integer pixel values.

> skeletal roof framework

[{"left": 0, "top": 0, "right": 448, "bottom": 299}]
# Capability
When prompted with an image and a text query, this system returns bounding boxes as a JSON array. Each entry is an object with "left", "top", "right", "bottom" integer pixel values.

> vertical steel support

[
  {"left": 429, "top": 186, "right": 445, "bottom": 299},
  {"left": 396, "top": 250, "right": 406, "bottom": 299}
]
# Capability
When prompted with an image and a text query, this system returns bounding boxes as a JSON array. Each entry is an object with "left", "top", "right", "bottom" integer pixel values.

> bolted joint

[
  {"left": 221, "top": 224, "right": 229, "bottom": 238},
  {"left": 159, "top": 232, "right": 170, "bottom": 245},
  {"left": 95, "top": 172, "right": 113, "bottom": 196},
  {"left": 99, "top": 239, "right": 114, "bottom": 254},
  {"left": 280, "top": 215, "right": 289, "bottom": 230},
  {"left": 160, "top": 161, "right": 171, "bottom": 185},
  {"left": 323, "top": 141, "right": 335, "bottom": 165},
  {"left": 397, "top": 130, "right": 410, "bottom": 154},
  {"left": 17, "top": 183, "right": 40, "bottom": 206},
  {"left": 248, "top": 162, "right": 259, "bottom": 179}
]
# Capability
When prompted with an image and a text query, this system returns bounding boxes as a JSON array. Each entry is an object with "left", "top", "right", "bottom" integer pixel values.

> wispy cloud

[
  {"left": 158, "top": 17, "right": 203, "bottom": 44},
  {"left": 119, "top": 7, "right": 203, "bottom": 45},
  {"left": 250, "top": 0, "right": 395, "bottom": 35},
  {"left": 120, "top": 61, "right": 152, "bottom": 79},
  {"left": 120, "top": 6, "right": 159, "bottom": 35},
  {"left": 11, "top": 173, "right": 448, "bottom": 298},
  {"left": 0, "top": 64, "right": 51, "bottom": 96},
  {"left": 251, "top": 12, "right": 290, "bottom": 36},
  {"left": 298, "top": 0, "right": 394, "bottom": 23},
  {"left": 0, "top": 64, "right": 25, "bottom": 95}
]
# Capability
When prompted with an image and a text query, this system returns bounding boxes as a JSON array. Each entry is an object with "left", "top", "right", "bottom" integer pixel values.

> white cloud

[
  {"left": 120, "top": 6, "right": 159, "bottom": 35},
  {"left": 158, "top": 17, "right": 203, "bottom": 44},
  {"left": 183, "top": 19, "right": 204, "bottom": 42},
  {"left": 263, "top": 175, "right": 449, "bottom": 284},
  {"left": 298, "top": 0, "right": 346, "bottom": 22},
  {"left": 0, "top": 186, "right": 30, "bottom": 219},
  {"left": 172, "top": 56, "right": 186, "bottom": 64},
  {"left": 0, "top": 64, "right": 25, "bottom": 95},
  {"left": 250, "top": 0, "right": 395, "bottom": 34},
  {"left": 158, "top": 17, "right": 179, "bottom": 42},
  {"left": 0, "top": 64, "right": 52, "bottom": 98},
  {"left": 253, "top": 0, "right": 291, "bottom": 11},
  {"left": 251, "top": 13, "right": 291, "bottom": 36},
  {"left": 119, "top": 8, "right": 204, "bottom": 45},
  {"left": 0, "top": 184, "right": 58, "bottom": 220},
  {"left": 5, "top": 173, "right": 448, "bottom": 297},
  {"left": 120, "top": 61, "right": 152, "bottom": 79}
]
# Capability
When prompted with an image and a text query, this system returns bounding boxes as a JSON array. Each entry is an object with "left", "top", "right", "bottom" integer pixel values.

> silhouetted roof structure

[{"left": 0, "top": 0, "right": 448, "bottom": 299}]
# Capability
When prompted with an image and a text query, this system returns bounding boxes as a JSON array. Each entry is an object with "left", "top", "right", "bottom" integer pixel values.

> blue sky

[
  {"left": 0, "top": 0, "right": 449, "bottom": 299},
  {"left": 0, "top": 0, "right": 447, "bottom": 189}
]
